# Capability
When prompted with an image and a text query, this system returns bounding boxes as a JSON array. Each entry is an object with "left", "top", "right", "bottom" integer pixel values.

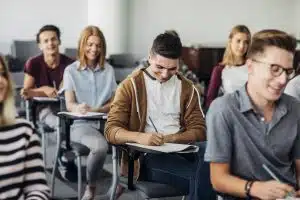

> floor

[{"left": 43, "top": 131, "right": 185, "bottom": 200}]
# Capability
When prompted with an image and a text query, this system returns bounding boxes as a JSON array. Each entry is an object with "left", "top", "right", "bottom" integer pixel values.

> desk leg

[
  {"left": 51, "top": 117, "right": 62, "bottom": 197},
  {"left": 127, "top": 152, "right": 135, "bottom": 190},
  {"left": 65, "top": 119, "right": 71, "bottom": 149},
  {"left": 25, "top": 100, "right": 30, "bottom": 121},
  {"left": 109, "top": 146, "right": 119, "bottom": 200}
]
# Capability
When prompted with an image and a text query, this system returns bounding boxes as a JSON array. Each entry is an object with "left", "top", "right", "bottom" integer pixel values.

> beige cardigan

[{"left": 105, "top": 68, "right": 206, "bottom": 144}]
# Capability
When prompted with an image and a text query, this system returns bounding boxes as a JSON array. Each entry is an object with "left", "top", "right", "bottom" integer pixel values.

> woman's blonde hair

[
  {"left": 0, "top": 56, "right": 16, "bottom": 125},
  {"left": 222, "top": 25, "right": 251, "bottom": 66},
  {"left": 77, "top": 26, "right": 107, "bottom": 69}
]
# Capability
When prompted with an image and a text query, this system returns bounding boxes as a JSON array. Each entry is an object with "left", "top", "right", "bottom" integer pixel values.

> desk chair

[
  {"left": 25, "top": 97, "right": 60, "bottom": 167},
  {"left": 111, "top": 145, "right": 188, "bottom": 200},
  {"left": 51, "top": 112, "right": 117, "bottom": 200}
]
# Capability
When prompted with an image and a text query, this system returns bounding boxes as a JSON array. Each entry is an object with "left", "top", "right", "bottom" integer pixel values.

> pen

[
  {"left": 262, "top": 164, "right": 295, "bottom": 198},
  {"left": 148, "top": 116, "right": 158, "bottom": 133},
  {"left": 53, "top": 81, "right": 57, "bottom": 90}
]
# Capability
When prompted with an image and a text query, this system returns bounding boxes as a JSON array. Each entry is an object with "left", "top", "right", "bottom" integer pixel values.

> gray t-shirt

[{"left": 205, "top": 85, "right": 300, "bottom": 199}]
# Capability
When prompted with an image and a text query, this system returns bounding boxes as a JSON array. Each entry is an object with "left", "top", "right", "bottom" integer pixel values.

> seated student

[
  {"left": 63, "top": 25, "right": 117, "bottom": 200},
  {"left": 204, "top": 29, "right": 300, "bottom": 199},
  {"left": 21, "top": 24, "right": 74, "bottom": 128},
  {"left": 205, "top": 25, "right": 251, "bottom": 109},
  {"left": 285, "top": 73, "right": 300, "bottom": 101},
  {"left": 105, "top": 32, "right": 215, "bottom": 199},
  {"left": 138, "top": 30, "right": 204, "bottom": 94},
  {"left": 0, "top": 56, "right": 50, "bottom": 199}
]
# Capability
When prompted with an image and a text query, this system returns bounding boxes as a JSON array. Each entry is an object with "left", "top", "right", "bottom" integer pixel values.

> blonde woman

[
  {"left": 63, "top": 26, "right": 117, "bottom": 200},
  {"left": 205, "top": 25, "right": 251, "bottom": 109},
  {"left": 0, "top": 56, "right": 50, "bottom": 199}
]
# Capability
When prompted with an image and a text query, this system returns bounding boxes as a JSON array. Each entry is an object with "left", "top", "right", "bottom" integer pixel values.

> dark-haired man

[
  {"left": 21, "top": 24, "right": 73, "bottom": 128},
  {"left": 205, "top": 29, "right": 300, "bottom": 199},
  {"left": 105, "top": 32, "right": 215, "bottom": 199}
]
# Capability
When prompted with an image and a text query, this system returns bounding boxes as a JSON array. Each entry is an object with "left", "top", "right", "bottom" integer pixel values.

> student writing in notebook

[
  {"left": 64, "top": 26, "right": 117, "bottom": 200},
  {"left": 205, "top": 29, "right": 300, "bottom": 200},
  {"left": 21, "top": 25, "right": 74, "bottom": 128},
  {"left": 105, "top": 32, "right": 215, "bottom": 199}
]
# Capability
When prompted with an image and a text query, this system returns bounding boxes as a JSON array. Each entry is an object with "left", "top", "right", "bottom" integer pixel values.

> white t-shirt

[
  {"left": 143, "top": 73, "right": 182, "bottom": 135},
  {"left": 285, "top": 75, "right": 300, "bottom": 101},
  {"left": 221, "top": 64, "right": 248, "bottom": 94}
]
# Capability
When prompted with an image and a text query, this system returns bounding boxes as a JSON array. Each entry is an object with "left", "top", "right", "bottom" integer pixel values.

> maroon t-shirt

[{"left": 24, "top": 54, "right": 74, "bottom": 88}]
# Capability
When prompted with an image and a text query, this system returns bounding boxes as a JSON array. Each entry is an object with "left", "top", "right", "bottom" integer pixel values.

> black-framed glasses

[{"left": 252, "top": 58, "right": 295, "bottom": 80}]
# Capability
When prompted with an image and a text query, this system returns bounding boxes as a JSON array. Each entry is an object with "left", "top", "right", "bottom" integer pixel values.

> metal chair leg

[
  {"left": 25, "top": 100, "right": 30, "bottom": 121},
  {"left": 39, "top": 126, "right": 47, "bottom": 168},
  {"left": 77, "top": 155, "right": 82, "bottom": 200},
  {"left": 51, "top": 118, "right": 61, "bottom": 197},
  {"left": 109, "top": 146, "right": 119, "bottom": 200}
]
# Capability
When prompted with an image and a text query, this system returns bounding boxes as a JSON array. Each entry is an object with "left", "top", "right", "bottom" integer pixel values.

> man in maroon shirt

[{"left": 21, "top": 25, "right": 74, "bottom": 128}]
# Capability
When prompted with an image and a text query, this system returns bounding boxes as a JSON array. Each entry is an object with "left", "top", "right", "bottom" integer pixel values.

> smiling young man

[
  {"left": 21, "top": 25, "right": 73, "bottom": 128},
  {"left": 105, "top": 32, "right": 215, "bottom": 199},
  {"left": 205, "top": 29, "right": 300, "bottom": 200}
]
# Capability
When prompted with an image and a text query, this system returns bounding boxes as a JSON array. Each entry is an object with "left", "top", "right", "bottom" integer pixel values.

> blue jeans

[{"left": 140, "top": 142, "right": 216, "bottom": 199}]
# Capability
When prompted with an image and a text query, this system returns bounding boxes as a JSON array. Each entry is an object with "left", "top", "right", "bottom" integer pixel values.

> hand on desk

[
  {"left": 136, "top": 132, "right": 164, "bottom": 146},
  {"left": 21, "top": 86, "right": 58, "bottom": 99},
  {"left": 43, "top": 86, "right": 58, "bottom": 98},
  {"left": 75, "top": 103, "right": 91, "bottom": 114},
  {"left": 20, "top": 88, "right": 31, "bottom": 99},
  {"left": 250, "top": 180, "right": 294, "bottom": 200}
]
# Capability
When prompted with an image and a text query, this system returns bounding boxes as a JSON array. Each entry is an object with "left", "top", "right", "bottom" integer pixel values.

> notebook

[
  {"left": 33, "top": 97, "right": 59, "bottom": 102},
  {"left": 125, "top": 142, "right": 199, "bottom": 153},
  {"left": 58, "top": 111, "right": 107, "bottom": 119}
]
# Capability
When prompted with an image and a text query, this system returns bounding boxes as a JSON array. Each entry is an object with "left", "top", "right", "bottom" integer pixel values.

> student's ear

[
  {"left": 38, "top": 43, "right": 43, "bottom": 51},
  {"left": 148, "top": 54, "right": 153, "bottom": 65},
  {"left": 246, "top": 58, "right": 253, "bottom": 74}
]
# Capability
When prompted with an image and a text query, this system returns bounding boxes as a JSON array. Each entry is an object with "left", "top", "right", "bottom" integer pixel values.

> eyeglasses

[{"left": 252, "top": 58, "right": 295, "bottom": 80}]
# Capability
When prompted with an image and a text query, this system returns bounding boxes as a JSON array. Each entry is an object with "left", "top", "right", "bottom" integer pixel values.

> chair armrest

[
  {"left": 111, "top": 143, "right": 163, "bottom": 190},
  {"left": 110, "top": 144, "right": 140, "bottom": 190}
]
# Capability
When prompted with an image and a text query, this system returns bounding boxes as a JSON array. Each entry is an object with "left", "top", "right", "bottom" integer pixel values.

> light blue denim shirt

[{"left": 63, "top": 61, "right": 117, "bottom": 108}]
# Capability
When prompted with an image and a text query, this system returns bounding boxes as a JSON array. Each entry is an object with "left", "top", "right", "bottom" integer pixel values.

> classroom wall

[
  {"left": 127, "top": 0, "right": 296, "bottom": 59},
  {"left": 0, "top": 0, "right": 297, "bottom": 59},
  {"left": 0, "top": 0, "right": 88, "bottom": 54}
]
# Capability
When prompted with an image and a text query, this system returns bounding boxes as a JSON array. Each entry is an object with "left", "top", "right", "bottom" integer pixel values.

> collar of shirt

[
  {"left": 79, "top": 64, "right": 102, "bottom": 72},
  {"left": 142, "top": 67, "right": 181, "bottom": 83},
  {"left": 238, "top": 84, "right": 287, "bottom": 118}
]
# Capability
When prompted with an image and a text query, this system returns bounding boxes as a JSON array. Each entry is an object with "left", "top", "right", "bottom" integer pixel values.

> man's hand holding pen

[{"left": 136, "top": 133, "right": 164, "bottom": 146}]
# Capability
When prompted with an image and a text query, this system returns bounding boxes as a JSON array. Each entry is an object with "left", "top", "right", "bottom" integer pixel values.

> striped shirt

[{"left": 0, "top": 119, "right": 50, "bottom": 200}]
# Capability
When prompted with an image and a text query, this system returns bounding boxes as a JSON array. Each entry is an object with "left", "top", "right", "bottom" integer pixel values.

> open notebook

[
  {"left": 32, "top": 97, "right": 59, "bottom": 102},
  {"left": 126, "top": 142, "right": 199, "bottom": 153},
  {"left": 58, "top": 111, "right": 107, "bottom": 119}
]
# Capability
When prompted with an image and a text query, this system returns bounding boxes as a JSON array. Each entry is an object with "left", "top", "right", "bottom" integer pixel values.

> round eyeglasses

[{"left": 252, "top": 58, "right": 295, "bottom": 80}]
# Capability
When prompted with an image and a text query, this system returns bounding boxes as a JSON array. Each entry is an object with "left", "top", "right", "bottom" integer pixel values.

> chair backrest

[{"left": 11, "top": 40, "right": 40, "bottom": 64}]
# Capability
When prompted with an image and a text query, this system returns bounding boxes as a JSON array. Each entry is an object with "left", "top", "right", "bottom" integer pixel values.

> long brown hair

[
  {"left": 77, "top": 26, "right": 107, "bottom": 69},
  {"left": 222, "top": 25, "right": 251, "bottom": 66},
  {"left": 0, "top": 56, "right": 16, "bottom": 125}
]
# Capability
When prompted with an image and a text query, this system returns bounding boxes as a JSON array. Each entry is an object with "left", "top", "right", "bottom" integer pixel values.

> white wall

[
  {"left": 0, "top": 0, "right": 298, "bottom": 58},
  {"left": 128, "top": 0, "right": 296, "bottom": 59},
  {"left": 294, "top": 0, "right": 300, "bottom": 40},
  {"left": 88, "top": 0, "right": 129, "bottom": 55},
  {"left": 0, "top": 0, "right": 88, "bottom": 54}
]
